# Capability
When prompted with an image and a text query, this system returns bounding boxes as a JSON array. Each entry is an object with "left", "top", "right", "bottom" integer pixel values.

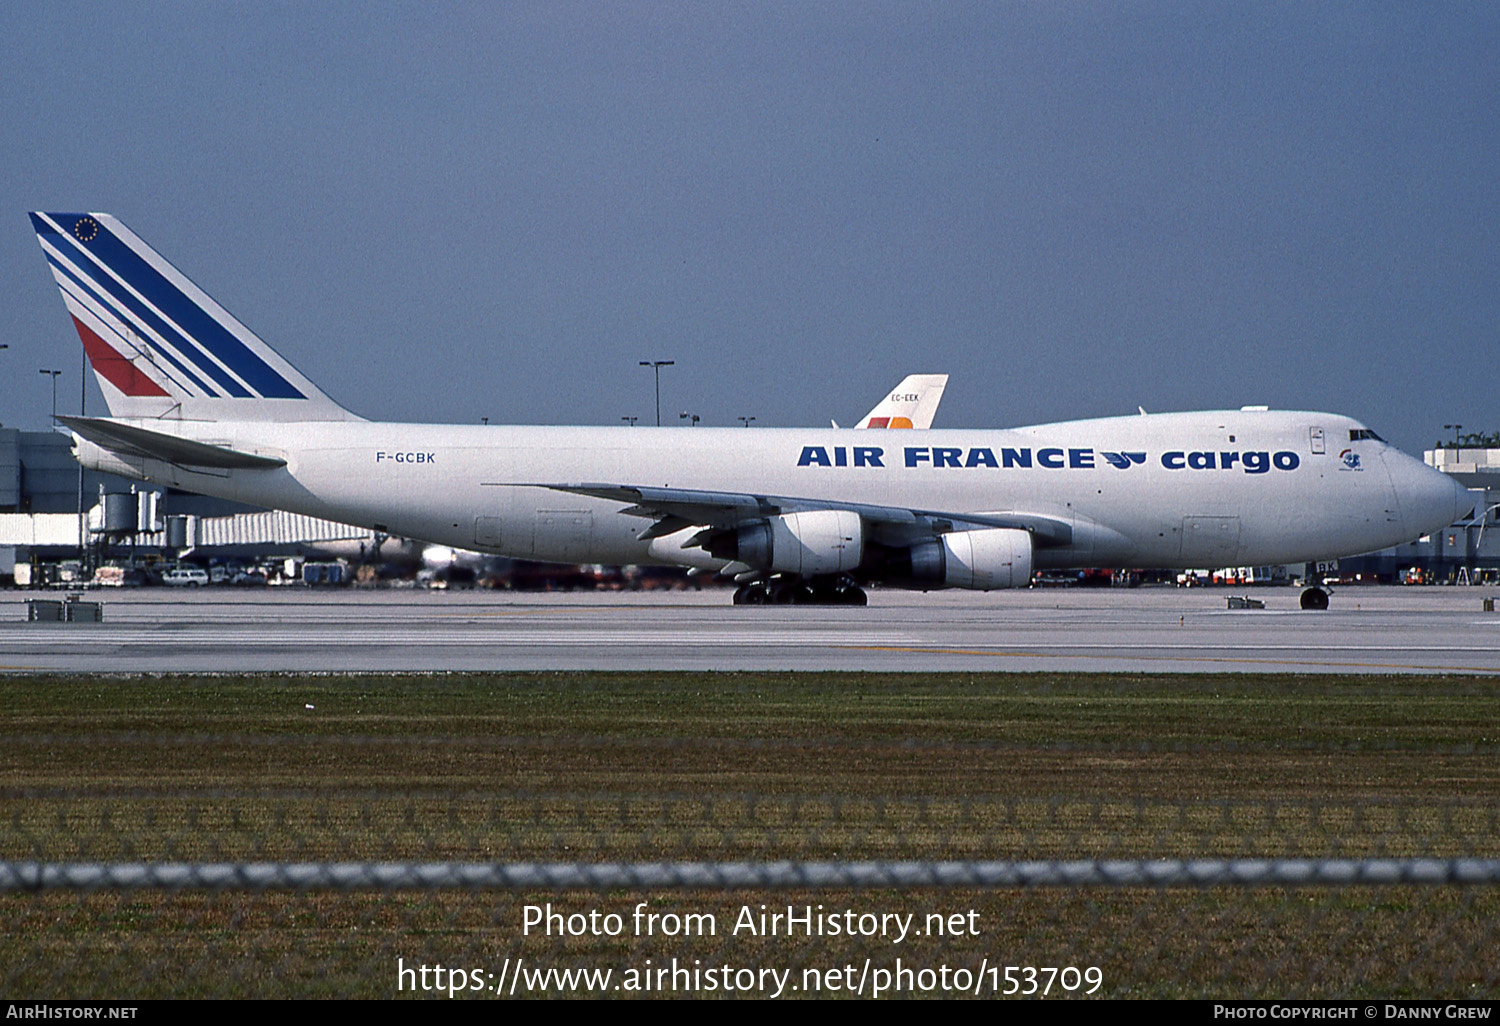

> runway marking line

[
  {"left": 841, "top": 645, "right": 1500, "bottom": 673},
  {"left": 469, "top": 609, "right": 584, "bottom": 618}
]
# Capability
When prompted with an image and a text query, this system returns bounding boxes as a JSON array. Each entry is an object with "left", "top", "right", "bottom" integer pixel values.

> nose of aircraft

[{"left": 1386, "top": 451, "right": 1473, "bottom": 538}]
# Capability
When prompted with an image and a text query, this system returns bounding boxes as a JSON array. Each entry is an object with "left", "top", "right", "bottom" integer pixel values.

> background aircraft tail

[
  {"left": 855, "top": 373, "right": 948, "bottom": 429},
  {"left": 29, "top": 212, "right": 358, "bottom": 422}
]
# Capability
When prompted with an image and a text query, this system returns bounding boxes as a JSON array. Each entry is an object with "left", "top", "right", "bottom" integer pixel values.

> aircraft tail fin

[
  {"left": 29, "top": 212, "right": 359, "bottom": 423},
  {"left": 855, "top": 373, "right": 948, "bottom": 430}
]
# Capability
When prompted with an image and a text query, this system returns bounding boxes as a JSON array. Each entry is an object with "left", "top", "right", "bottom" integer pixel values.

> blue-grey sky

[{"left": 1, "top": 2, "right": 1496, "bottom": 455}]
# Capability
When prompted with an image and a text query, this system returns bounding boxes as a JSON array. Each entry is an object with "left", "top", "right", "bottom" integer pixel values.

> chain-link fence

[{"left": 4, "top": 790, "right": 1499, "bottom": 998}]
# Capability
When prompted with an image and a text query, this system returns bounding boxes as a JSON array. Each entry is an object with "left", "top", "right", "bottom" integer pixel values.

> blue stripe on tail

[{"left": 45, "top": 253, "right": 210, "bottom": 397}]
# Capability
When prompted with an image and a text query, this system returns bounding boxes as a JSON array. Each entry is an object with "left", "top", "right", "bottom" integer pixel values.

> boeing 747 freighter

[{"left": 29, "top": 212, "right": 1471, "bottom": 606}]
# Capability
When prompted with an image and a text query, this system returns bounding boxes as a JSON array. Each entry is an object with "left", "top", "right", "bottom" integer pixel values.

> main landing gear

[
  {"left": 732, "top": 575, "right": 868, "bottom": 606},
  {"left": 1299, "top": 586, "right": 1330, "bottom": 610}
]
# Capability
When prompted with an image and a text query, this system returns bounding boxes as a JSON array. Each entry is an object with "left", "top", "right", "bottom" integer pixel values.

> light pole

[
  {"left": 39, "top": 369, "right": 61, "bottom": 423},
  {"left": 639, "top": 360, "right": 674, "bottom": 426},
  {"left": 621, "top": 415, "right": 639, "bottom": 427},
  {"left": 738, "top": 416, "right": 756, "bottom": 429},
  {"left": 679, "top": 412, "right": 700, "bottom": 427},
  {"left": 1445, "top": 424, "right": 1463, "bottom": 448}
]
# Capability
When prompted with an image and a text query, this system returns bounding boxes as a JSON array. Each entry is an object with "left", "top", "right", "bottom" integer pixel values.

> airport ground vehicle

[{"left": 162, "top": 566, "right": 209, "bottom": 587}]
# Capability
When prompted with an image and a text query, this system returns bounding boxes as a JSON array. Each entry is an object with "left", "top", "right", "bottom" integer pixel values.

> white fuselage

[{"left": 74, "top": 409, "right": 1469, "bottom": 573}]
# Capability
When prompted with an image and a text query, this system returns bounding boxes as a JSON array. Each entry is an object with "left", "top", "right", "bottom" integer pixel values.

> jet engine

[
  {"left": 706, "top": 510, "right": 863, "bottom": 575},
  {"left": 895, "top": 527, "right": 1033, "bottom": 590}
]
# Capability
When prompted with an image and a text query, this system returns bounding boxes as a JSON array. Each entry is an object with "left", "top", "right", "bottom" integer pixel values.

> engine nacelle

[
  {"left": 707, "top": 510, "right": 863, "bottom": 575},
  {"left": 901, "top": 527, "right": 1033, "bottom": 590}
]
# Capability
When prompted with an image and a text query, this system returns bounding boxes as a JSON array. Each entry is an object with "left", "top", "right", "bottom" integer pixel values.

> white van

[{"left": 163, "top": 567, "right": 209, "bottom": 587}]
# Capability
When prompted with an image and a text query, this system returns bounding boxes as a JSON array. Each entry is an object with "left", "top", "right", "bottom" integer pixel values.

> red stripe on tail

[{"left": 71, "top": 316, "right": 171, "bottom": 397}]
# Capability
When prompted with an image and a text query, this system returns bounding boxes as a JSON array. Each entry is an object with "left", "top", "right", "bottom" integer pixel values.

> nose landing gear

[{"left": 1300, "top": 586, "right": 1330, "bottom": 610}]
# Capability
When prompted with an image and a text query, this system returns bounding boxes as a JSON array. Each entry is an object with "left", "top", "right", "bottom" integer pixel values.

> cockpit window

[{"left": 1349, "top": 429, "right": 1384, "bottom": 442}]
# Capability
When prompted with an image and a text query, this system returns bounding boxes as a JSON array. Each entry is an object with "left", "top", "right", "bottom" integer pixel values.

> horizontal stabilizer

[{"left": 58, "top": 416, "right": 286, "bottom": 469}]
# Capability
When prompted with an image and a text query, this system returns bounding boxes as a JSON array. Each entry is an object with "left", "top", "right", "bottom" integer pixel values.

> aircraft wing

[
  {"left": 544, "top": 482, "right": 1072, "bottom": 547},
  {"left": 58, "top": 415, "right": 287, "bottom": 470}
]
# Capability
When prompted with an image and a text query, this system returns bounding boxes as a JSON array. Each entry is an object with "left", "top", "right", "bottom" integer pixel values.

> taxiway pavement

[{"left": 4, "top": 585, "right": 1498, "bottom": 674}]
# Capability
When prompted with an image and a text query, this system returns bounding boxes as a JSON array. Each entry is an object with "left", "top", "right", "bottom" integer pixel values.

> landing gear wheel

[
  {"left": 733, "top": 582, "right": 769, "bottom": 605},
  {"left": 771, "top": 580, "right": 814, "bottom": 604},
  {"left": 806, "top": 575, "right": 868, "bottom": 606},
  {"left": 1300, "top": 586, "right": 1330, "bottom": 610},
  {"left": 826, "top": 579, "right": 866, "bottom": 605},
  {"left": 839, "top": 585, "right": 868, "bottom": 606}
]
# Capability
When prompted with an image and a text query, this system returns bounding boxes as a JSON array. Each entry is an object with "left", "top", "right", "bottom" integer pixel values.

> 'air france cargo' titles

[{"left": 797, "top": 445, "right": 1302, "bottom": 474}]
